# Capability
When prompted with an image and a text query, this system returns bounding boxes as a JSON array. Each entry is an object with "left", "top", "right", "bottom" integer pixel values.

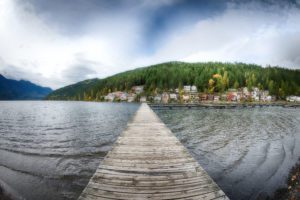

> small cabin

[{"left": 162, "top": 92, "right": 170, "bottom": 104}]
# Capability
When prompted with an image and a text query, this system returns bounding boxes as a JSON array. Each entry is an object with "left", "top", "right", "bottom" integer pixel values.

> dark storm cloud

[
  {"left": 19, "top": 0, "right": 228, "bottom": 37},
  {"left": 17, "top": 0, "right": 300, "bottom": 52},
  {"left": 25, "top": 0, "right": 228, "bottom": 54},
  {"left": 20, "top": 0, "right": 129, "bottom": 35},
  {"left": 20, "top": 0, "right": 300, "bottom": 50},
  {"left": 140, "top": 0, "right": 228, "bottom": 53}
]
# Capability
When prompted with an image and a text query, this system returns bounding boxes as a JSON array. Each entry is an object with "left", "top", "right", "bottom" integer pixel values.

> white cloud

[
  {"left": 0, "top": 0, "right": 299, "bottom": 89},
  {"left": 0, "top": 0, "right": 143, "bottom": 89},
  {"left": 135, "top": 2, "right": 300, "bottom": 69}
]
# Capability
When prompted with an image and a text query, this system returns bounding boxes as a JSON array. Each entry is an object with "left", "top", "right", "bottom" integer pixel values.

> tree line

[{"left": 46, "top": 62, "right": 300, "bottom": 101}]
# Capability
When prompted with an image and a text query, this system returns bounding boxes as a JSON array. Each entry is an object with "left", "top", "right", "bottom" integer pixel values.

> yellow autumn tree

[{"left": 208, "top": 79, "right": 215, "bottom": 94}]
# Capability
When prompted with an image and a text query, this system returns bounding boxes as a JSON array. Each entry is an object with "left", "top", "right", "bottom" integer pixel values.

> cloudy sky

[{"left": 0, "top": 0, "right": 299, "bottom": 89}]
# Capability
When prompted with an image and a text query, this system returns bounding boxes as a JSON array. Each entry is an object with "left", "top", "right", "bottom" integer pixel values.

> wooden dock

[{"left": 79, "top": 103, "right": 229, "bottom": 200}]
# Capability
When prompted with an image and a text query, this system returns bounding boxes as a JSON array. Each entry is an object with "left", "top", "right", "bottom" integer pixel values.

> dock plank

[{"left": 79, "top": 103, "right": 229, "bottom": 200}]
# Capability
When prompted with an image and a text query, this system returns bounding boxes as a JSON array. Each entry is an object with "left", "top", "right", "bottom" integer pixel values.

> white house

[
  {"left": 132, "top": 86, "right": 144, "bottom": 94},
  {"left": 183, "top": 85, "right": 191, "bottom": 93},
  {"left": 191, "top": 85, "right": 197, "bottom": 92},
  {"left": 243, "top": 87, "right": 250, "bottom": 96},
  {"left": 252, "top": 87, "right": 260, "bottom": 101},
  {"left": 120, "top": 92, "right": 128, "bottom": 101},
  {"left": 140, "top": 96, "right": 147, "bottom": 102},
  {"left": 214, "top": 96, "right": 220, "bottom": 102},
  {"left": 170, "top": 93, "right": 178, "bottom": 100},
  {"left": 266, "top": 95, "right": 272, "bottom": 102},
  {"left": 104, "top": 93, "right": 115, "bottom": 102},
  {"left": 287, "top": 96, "right": 300, "bottom": 102},
  {"left": 261, "top": 91, "right": 270, "bottom": 102},
  {"left": 127, "top": 93, "right": 136, "bottom": 102}
]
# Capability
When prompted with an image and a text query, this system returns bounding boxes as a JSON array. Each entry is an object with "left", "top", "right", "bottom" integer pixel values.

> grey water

[
  {"left": 154, "top": 107, "right": 300, "bottom": 200},
  {"left": 0, "top": 101, "right": 299, "bottom": 200},
  {"left": 0, "top": 101, "right": 139, "bottom": 200}
]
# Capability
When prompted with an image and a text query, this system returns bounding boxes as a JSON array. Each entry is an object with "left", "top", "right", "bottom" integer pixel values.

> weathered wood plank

[{"left": 79, "top": 103, "right": 229, "bottom": 200}]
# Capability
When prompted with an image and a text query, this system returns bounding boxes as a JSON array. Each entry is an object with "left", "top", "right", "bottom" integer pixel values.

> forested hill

[
  {"left": 0, "top": 74, "right": 52, "bottom": 100},
  {"left": 46, "top": 62, "right": 300, "bottom": 100}
]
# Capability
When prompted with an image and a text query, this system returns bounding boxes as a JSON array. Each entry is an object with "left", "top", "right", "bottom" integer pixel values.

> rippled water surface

[
  {"left": 0, "top": 101, "right": 139, "bottom": 200},
  {"left": 154, "top": 107, "right": 300, "bottom": 200},
  {"left": 1, "top": 102, "right": 299, "bottom": 200}
]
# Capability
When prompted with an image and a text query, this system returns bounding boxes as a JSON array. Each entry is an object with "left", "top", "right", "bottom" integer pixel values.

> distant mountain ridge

[
  {"left": 46, "top": 61, "right": 300, "bottom": 101},
  {"left": 0, "top": 74, "right": 52, "bottom": 100}
]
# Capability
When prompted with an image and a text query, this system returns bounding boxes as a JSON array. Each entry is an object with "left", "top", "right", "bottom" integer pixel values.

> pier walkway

[{"left": 79, "top": 103, "right": 229, "bottom": 200}]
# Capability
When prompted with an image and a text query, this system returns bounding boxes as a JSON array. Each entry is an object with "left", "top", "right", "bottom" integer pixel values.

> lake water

[
  {"left": 0, "top": 101, "right": 299, "bottom": 200},
  {"left": 154, "top": 106, "right": 300, "bottom": 200},
  {"left": 0, "top": 101, "right": 139, "bottom": 200}
]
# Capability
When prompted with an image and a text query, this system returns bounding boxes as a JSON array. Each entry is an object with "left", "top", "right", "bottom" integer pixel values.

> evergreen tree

[{"left": 46, "top": 62, "right": 300, "bottom": 100}]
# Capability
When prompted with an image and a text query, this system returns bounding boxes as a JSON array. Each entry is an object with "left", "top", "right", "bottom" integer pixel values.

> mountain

[
  {"left": 0, "top": 74, "right": 52, "bottom": 100},
  {"left": 46, "top": 61, "right": 300, "bottom": 100}
]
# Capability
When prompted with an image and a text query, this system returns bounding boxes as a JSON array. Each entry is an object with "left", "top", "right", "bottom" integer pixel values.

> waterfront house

[
  {"left": 266, "top": 95, "right": 272, "bottom": 102},
  {"left": 214, "top": 95, "right": 220, "bottom": 102},
  {"left": 170, "top": 93, "right": 178, "bottom": 101},
  {"left": 251, "top": 87, "right": 260, "bottom": 101},
  {"left": 162, "top": 92, "right": 169, "bottom": 104},
  {"left": 260, "top": 90, "right": 269, "bottom": 102},
  {"left": 127, "top": 93, "right": 136, "bottom": 102},
  {"left": 243, "top": 87, "right": 249, "bottom": 94},
  {"left": 175, "top": 88, "right": 179, "bottom": 93},
  {"left": 200, "top": 94, "right": 208, "bottom": 101},
  {"left": 183, "top": 85, "right": 191, "bottom": 93},
  {"left": 140, "top": 96, "right": 147, "bottom": 103},
  {"left": 228, "top": 88, "right": 237, "bottom": 93},
  {"left": 287, "top": 96, "right": 300, "bottom": 102},
  {"left": 236, "top": 91, "right": 243, "bottom": 101},
  {"left": 191, "top": 85, "right": 197, "bottom": 92},
  {"left": 132, "top": 85, "right": 144, "bottom": 94},
  {"left": 227, "top": 92, "right": 237, "bottom": 101},
  {"left": 114, "top": 91, "right": 124, "bottom": 99},
  {"left": 242, "top": 87, "right": 250, "bottom": 98},
  {"left": 154, "top": 95, "right": 162, "bottom": 103},
  {"left": 104, "top": 93, "right": 115, "bottom": 102},
  {"left": 182, "top": 94, "right": 190, "bottom": 103},
  {"left": 120, "top": 92, "right": 128, "bottom": 101}
]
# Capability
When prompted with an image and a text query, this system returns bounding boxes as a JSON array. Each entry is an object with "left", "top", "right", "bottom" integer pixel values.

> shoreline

[
  {"left": 0, "top": 101, "right": 299, "bottom": 200},
  {"left": 2, "top": 100, "right": 299, "bottom": 109},
  {"left": 148, "top": 102, "right": 300, "bottom": 109},
  {"left": 268, "top": 160, "right": 300, "bottom": 200},
  {"left": 0, "top": 191, "right": 12, "bottom": 200},
  {"left": 0, "top": 179, "right": 24, "bottom": 200},
  {"left": 0, "top": 185, "right": 13, "bottom": 200}
]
